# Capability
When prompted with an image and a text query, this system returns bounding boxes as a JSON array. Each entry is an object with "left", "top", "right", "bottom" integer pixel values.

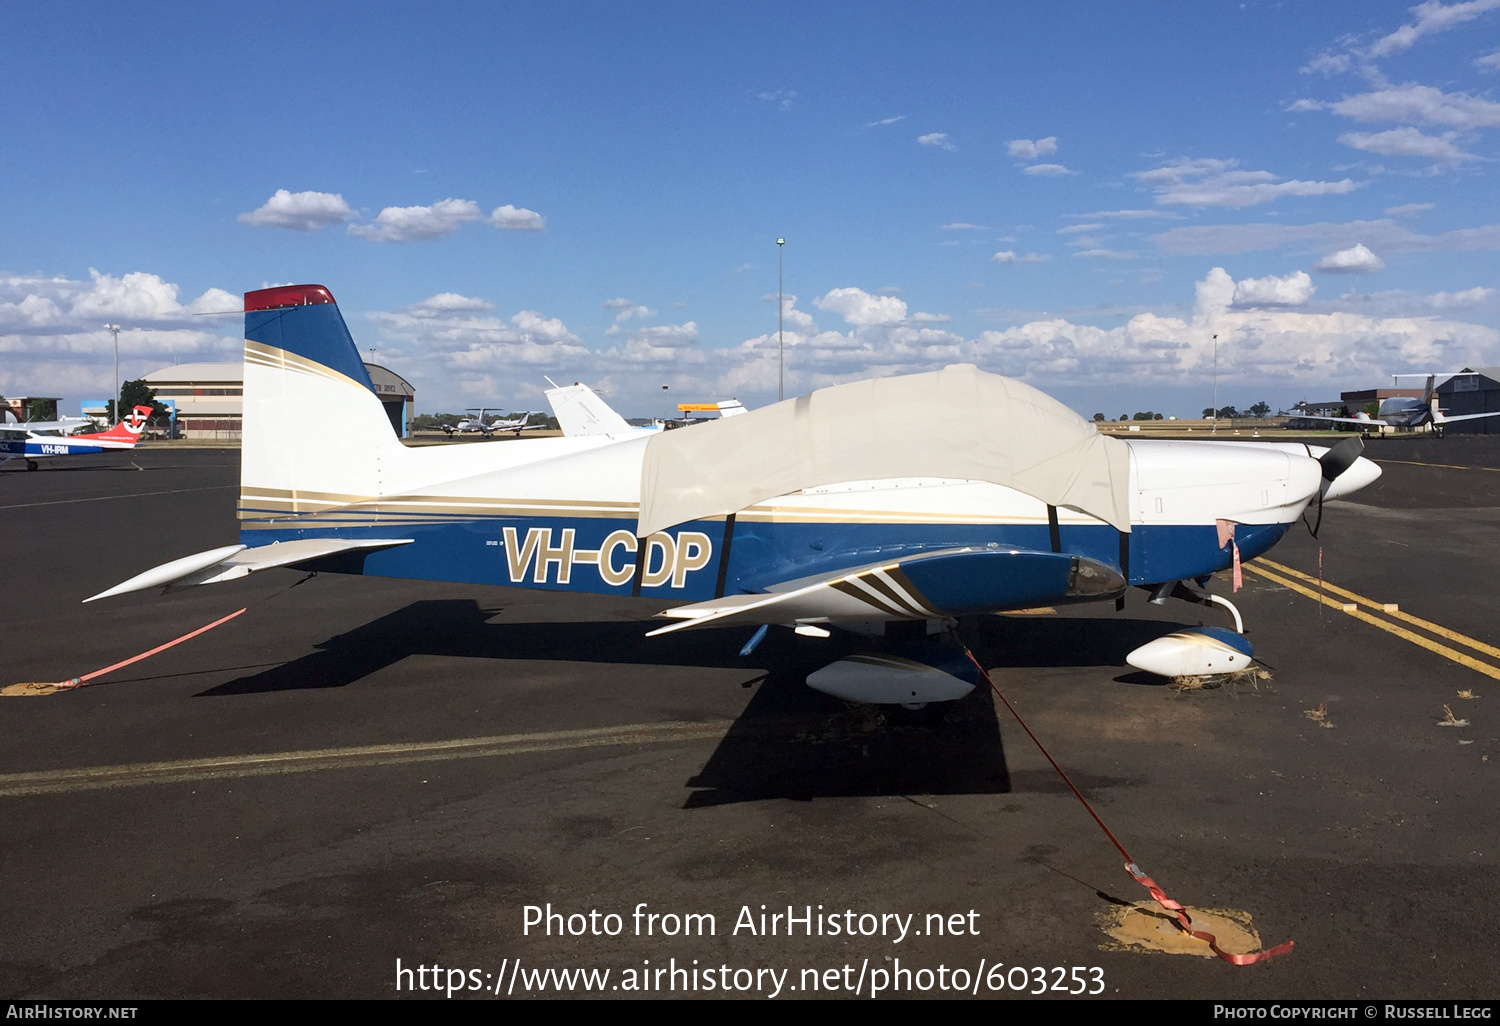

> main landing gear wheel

[{"left": 26, "top": 460, "right": 38, "bottom": 471}]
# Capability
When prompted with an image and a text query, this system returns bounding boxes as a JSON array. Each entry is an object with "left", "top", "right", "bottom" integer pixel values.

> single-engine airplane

[
  {"left": 87, "top": 285, "right": 1383, "bottom": 704},
  {"left": 1298, "top": 375, "right": 1500, "bottom": 437},
  {"left": 1, "top": 406, "right": 153, "bottom": 471}
]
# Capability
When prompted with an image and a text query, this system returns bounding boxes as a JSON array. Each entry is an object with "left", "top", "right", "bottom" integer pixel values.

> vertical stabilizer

[
  {"left": 545, "top": 380, "right": 635, "bottom": 437},
  {"left": 241, "top": 285, "right": 397, "bottom": 520}
]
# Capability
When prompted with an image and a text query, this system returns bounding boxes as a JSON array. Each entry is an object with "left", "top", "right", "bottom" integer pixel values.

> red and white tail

[{"left": 71, "top": 406, "right": 153, "bottom": 447}]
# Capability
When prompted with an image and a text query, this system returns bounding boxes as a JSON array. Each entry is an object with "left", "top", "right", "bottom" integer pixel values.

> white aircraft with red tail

[{"left": 1, "top": 406, "right": 153, "bottom": 471}]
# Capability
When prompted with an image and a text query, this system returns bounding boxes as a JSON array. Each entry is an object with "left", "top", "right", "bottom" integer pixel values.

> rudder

[{"left": 240, "top": 284, "right": 398, "bottom": 524}]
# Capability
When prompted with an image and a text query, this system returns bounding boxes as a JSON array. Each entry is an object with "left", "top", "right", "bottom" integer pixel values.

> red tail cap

[{"left": 244, "top": 284, "right": 337, "bottom": 312}]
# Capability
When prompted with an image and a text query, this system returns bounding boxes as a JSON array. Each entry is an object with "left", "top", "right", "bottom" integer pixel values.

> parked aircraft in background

[
  {"left": 442, "top": 408, "right": 544, "bottom": 437},
  {"left": 1298, "top": 375, "right": 1500, "bottom": 437},
  {"left": 88, "top": 285, "right": 1383, "bottom": 707},
  {"left": 1, "top": 406, "right": 153, "bottom": 470}
]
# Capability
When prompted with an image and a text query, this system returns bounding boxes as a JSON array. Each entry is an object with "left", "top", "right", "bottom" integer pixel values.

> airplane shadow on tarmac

[{"left": 198, "top": 600, "right": 1184, "bottom": 807}]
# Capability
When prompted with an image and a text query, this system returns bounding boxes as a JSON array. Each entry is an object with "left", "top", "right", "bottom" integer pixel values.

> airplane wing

[
  {"left": 645, "top": 545, "right": 1125, "bottom": 636},
  {"left": 8, "top": 417, "right": 93, "bottom": 433},
  {"left": 1294, "top": 414, "right": 1386, "bottom": 426},
  {"left": 84, "top": 537, "right": 414, "bottom": 602}
]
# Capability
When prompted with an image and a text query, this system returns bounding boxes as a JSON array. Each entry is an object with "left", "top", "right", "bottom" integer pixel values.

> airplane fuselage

[
  {"left": 1375, "top": 396, "right": 1433, "bottom": 429},
  {"left": 237, "top": 436, "right": 1326, "bottom": 614}
]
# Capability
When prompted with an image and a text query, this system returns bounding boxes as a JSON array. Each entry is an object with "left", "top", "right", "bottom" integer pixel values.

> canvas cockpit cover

[{"left": 636, "top": 364, "right": 1132, "bottom": 536}]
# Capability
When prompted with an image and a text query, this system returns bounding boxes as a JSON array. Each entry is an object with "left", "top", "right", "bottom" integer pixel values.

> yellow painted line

[
  {"left": 1255, "top": 557, "right": 1500, "bottom": 661},
  {"left": 1244, "top": 563, "right": 1500, "bottom": 682},
  {"left": 1372, "top": 458, "right": 1500, "bottom": 472},
  {"left": 0, "top": 720, "right": 733, "bottom": 798}
]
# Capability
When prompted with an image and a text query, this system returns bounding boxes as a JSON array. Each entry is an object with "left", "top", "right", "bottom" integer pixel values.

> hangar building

[
  {"left": 1435, "top": 367, "right": 1500, "bottom": 435},
  {"left": 142, "top": 362, "right": 415, "bottom": 439}
]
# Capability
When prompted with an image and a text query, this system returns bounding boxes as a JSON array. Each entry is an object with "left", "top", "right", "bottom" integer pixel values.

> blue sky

[{"left": 5, "top": 0, "right": 1500, "bottom": 418}]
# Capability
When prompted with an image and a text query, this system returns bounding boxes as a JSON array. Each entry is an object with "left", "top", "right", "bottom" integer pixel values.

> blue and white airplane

[{"left": 87, "top": 284, "right": 1383, "bottom": 702}]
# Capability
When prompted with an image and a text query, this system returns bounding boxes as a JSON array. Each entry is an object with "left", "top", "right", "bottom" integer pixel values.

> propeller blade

[{"left": 1319, "top": 436, "right": 1364, "bottom": 482}]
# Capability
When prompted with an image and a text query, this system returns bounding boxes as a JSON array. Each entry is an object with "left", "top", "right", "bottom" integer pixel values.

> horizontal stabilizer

[
  {"left": 646, "top": 545, "right": 1124, "bottom": 636},
  {"left": 1437, "top": 410, "right": 1500, "bottom": 424},
  {"left": 84, "top": 538, "right": 413, "bottom": 602}
]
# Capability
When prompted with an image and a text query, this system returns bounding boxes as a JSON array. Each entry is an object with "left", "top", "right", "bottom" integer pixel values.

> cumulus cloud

[
  {"left": 1301, "top": 52, "right": 1354, "bottom": 76},
  {"left": 407, "top": 293, "right": 495, "bottom": 316},
  {"left": 1007, "top": 137, "right": 1057, "bottom": 159},
  {"left": 0, "top": 270, "right": 240, "bottom": 397},
  {"left": 370, "top": 303, "right": 583, "bottom": 360},
  {"left": 238, "top": 189, "right": 355, "bottom": 231},
  {"left": 348, "top": 198, "right": 484, "bottom": 242},
  {"left": 969, "top": 266, "right": 1497, "bottom": 388},
  {"left": 918, "top": 133, "right": 956, "bottom": 151},
  {"left": 991, "top": 251, "right": 1048, "bottom": 264},
  {"left": 1334, "top": 286, "right": 1496, "bottom": 316},
  {"left": 1338, "top": 126, "right": 1476, "bottom": 161},
  {"left": 1135, "top": 158, "right": 1356, "bottom": 208},
  {"left": 1024, "top": 163, "right": 1076, "bottom": 176},
  {"left": 758, "top": 89, "right": 797, "bottom": 110},
  {"left": 1314, "top": 243, "right": 1387, "bottom": 273},
  {"left": 1478, "top": 49, "right": 1500, "bottom": 69},
  {"left": 604, "top": 321, "right": 700, "bottom": 347},
  {"left": 1428, "top": 286, "right": 1494, "bottom": 307},
  {"left": 1369, "top": 0, "right": 1500, "bottom": 57},
  {"left": 1387, "top": 202, "right": 1436, "bottom": 217},
  {"left": 490, "top": 204, "right": 545, "bottom": 231},
  {"left": 1058, "top": 224, "right": 1104, "bottom": 234},
  {"left": 1232, "top": 270, "right": 1316, "bottom": 306},
  {"left": 1323, "top": 83, "right": 1500, "bottom": 129},
  {"left": 815, "top": 287, "right": 909, "bottom": 326},
  {"left": 603, "top": 297, "right": 652, "bottom": 323}
]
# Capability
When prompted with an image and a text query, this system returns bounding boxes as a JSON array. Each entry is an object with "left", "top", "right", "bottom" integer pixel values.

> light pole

[
  {"left": 777, "top": 237, "right": 785, "bottom": 402},
  {"left": 1211, "top": 333, "right": 1218, "bottom": 435},
  {"left": 104, "top": 324, "right": 121, "bottom": 424}
]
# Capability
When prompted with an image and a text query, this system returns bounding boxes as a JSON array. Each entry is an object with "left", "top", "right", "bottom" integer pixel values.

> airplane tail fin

[
  {"left": 240, "top": 285, "right": 396, "bottom": 521},
  {"left": 1422, "top": 374, "right": 1437, "bottom": 404},
  {"left": 544, "top": 380, "right": 634, "bottom": 437},
  {"left": 70, "top": 405, "right": 154, "bottom": 445},
  {"left": 102, "top": 405, "right": 152, "bottom": 439}
]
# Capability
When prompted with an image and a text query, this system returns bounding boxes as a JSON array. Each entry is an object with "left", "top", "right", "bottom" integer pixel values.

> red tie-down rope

[
  {"left": 46, "top": 573, "right": 317, "bottom": 692},
  {"left": 51, "top": 607, "right": 248, "bottom": 691},
  {"left": 961, "top": 645, "right": 1294, "bottom": 966}
]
